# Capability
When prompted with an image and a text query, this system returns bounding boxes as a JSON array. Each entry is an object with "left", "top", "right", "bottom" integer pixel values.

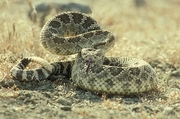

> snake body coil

[{"left": 11, "top": 12, "right": 157, "bottom": 95}]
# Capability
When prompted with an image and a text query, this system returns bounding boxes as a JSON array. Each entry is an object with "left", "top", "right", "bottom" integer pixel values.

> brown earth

[{"left": 0, "top": 0, "right": 180, "bottom": 119}]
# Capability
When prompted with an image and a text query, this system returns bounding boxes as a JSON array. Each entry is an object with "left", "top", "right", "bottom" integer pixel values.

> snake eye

[{"left": 87, "top": 48, "right": 95, "bottom": 52}]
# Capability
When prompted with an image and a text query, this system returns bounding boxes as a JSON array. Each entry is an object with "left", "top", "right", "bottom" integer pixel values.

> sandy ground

[{"left": 0, "top": 0, "right": 180, "bottom": 119}]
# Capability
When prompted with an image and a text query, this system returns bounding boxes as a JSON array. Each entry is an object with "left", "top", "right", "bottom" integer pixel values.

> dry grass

[
  {"left": 0, "top": 1, "right": 180, "bottom": 118},
  {"left": 0, "top": 0, "right": 180, "bottom": 83}
]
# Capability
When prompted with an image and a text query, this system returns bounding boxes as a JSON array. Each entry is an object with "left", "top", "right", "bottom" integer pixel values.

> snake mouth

[{"left": 86, "top": 58, "right": 92, "bottom": 73}]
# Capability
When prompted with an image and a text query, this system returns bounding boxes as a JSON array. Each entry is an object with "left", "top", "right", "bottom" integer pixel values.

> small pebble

[
  {"left": 61, "top": 106, "right": 72, "bottom": 111},
  {"left": 57, "top": 97, "right": 72, "bottom": 106},
  {"left": 163, "top": 107, "right": 174, "bottom": 115}
]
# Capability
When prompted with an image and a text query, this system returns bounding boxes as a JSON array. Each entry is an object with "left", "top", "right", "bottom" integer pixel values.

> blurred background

[{"left": 0, "top": 0, "right": 180, "bottom": 78}]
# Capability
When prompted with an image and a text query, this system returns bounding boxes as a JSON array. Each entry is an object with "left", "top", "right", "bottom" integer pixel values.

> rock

[
  {"left": 61, "top": 106, "right": 72, "bottom": 111},
  {"left": 57, "top": 97, "right": 72, "bottom": 106},
  {"left": 28, "top": 2, "right": 92, "bottom": 27},
  {"left": 163, "top": 107, "right": 174, "bottom": 115}
]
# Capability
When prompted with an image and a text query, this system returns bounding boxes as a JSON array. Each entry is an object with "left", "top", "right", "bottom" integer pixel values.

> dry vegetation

[
  {"left": 1, "top": 0, "right": 180, "bottom": 76},
  {"left": 0, "top": 0, "right": 180, "bottom": 118}
]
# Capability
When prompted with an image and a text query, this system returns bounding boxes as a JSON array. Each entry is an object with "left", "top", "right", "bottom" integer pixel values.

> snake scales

[{"left": 10, "top": 12, "right": 157, "bottom": 95}]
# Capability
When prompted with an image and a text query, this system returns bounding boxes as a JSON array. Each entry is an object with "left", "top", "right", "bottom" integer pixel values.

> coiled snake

[{"left": 10, "top": 12, "right": 157, "bottom": 95}]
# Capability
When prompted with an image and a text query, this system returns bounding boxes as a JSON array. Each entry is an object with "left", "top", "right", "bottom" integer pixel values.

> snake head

[{"left": 81, "top": 48, "right": 104, "bottom": 73}]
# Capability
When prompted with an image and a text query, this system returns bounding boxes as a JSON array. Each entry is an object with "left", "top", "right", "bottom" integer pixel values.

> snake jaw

[{"left": 86, "top": 58, "right": 92, "bottom": 73}]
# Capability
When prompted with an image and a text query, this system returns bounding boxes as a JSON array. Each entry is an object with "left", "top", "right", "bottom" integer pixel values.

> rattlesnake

[{"left": 10, "top": 12, "right": 157, "bottom": 95}]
